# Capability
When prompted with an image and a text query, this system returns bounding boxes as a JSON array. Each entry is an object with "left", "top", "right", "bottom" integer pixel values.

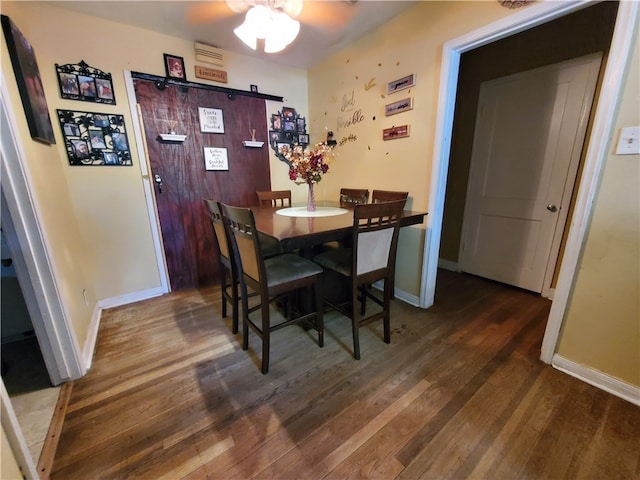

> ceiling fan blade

[
  {"left": 186, "top": 2, "right": 239, "bottom": 24},
  {"left": 297, "top": 1, "right": 358, "bottom": 29}
]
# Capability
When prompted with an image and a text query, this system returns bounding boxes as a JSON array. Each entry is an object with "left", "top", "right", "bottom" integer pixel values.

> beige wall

[
  {"left": 1, "top": 9, "right": 93, "bottom": 349},
  {"left": 557, "top": 35, "right": 640, "bottom": 386},
  {"left": 1, "top": 2, "right": 308, "bottom": 350},
  {"left": 307, "top": 1, "right": 511, "bottom": 296}
]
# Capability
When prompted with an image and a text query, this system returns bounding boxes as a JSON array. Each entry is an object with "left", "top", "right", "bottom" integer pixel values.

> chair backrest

[
  {"left": 203, "top": 199, "right": 232, "bottom": 262},
  {"left": 256, "top": 190, "right": 291, "bottom": 208},
  {"left": 371, "top": 190, "right": 409, "bottom": 203},
  {"left": 351, "top": 200, "right": 405, "bottom": 280},
  {"left": 220, "top": 203, "right": 264, "bottom": 286},
  {"left": 340, "top": 188, "right": 369, "bottom": 206}
]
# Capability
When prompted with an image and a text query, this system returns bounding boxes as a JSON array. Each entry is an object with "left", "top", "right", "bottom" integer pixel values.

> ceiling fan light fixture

[
  {"left": 233, "top": 21, "right": 257, "bottom": 49},
  {"left": 283, "top": 0, "right": 304, "bottom": 17},
  {"left": 233, "top": 4, "right": 301, "bottom": 53},
  {"left": 264, "top": 11, "right": 300, "bottom": 53}
]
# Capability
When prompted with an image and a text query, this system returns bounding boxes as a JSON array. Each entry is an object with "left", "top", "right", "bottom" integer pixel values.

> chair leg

[
  {"left": 241, "top": 283, "right": 250, "bottom": 351},
  {"left": 314, "top": 279, "right": 324, "bottom": 347},
  {"left": 351, "top": 316, "right": 361, "bottom": 360},
  {"left": 261, "top": 300, "right": 270, "bottom": 374},
  {"left": 220, "top": 270, "right": 228, "bottom": 319},
  {"left": 360, "top": 285, "right": 367, "bottom": 316},
  {"left": 383, "top": 283, "right": 391, "bottom": 344},
  {"left": 231, "top": 276, "right": 239, "bottom": 335},
  {"left": 351, "top": 288, "right": 361, "bottom": 360}
]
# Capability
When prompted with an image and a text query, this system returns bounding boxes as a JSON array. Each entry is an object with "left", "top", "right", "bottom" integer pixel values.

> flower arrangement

[{"left": 279, "top": 143, "right": 333, "bottom": 185}]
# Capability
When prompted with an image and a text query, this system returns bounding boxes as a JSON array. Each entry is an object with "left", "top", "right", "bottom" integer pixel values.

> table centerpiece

[{"left": 279, "top": 142, "right": 333, "bottom": 211}]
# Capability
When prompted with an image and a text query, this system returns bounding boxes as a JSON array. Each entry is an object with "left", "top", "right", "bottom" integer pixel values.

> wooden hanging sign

[
  {"left": 194, "top": 65, "right": 228, "bottom": 84},
  {"left": 382, "top": 125, "right": 410, "bottom": 141}
]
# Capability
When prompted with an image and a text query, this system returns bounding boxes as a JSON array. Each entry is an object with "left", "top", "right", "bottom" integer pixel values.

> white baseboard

[
  {"left": 97, "top": 286, "right": 165, "bottom": 310},
  {"left": 437, "top": 258, "right": 459, "bottom": 271},
  {"left": 371, "top": 281, "right": 420, "bottom": 308},
  {"left": 394, "top": 288, "right": 420, "bottom": 307},
  {"left": 81, "top": 286, "right": 166, "bottom": 372},
  {"left": 552, "top": 354, "right": 640, "bottom": 406},
  {"left": 82, "top": 303, "right": 101, "bottom": 373}
]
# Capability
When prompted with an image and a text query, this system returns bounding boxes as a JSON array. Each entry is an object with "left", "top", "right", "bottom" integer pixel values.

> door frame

[
  {"left": 458, "top": 53, "right": 602, "bottom": 297},
  {"left": 1, "top": 81, "right": 83, "bottom": 384},
  {"left": 123, "top": 70, "right": 171, "bottom": 293},
  {"left": 419, "top": 0, "right": 639, "bottom": 364}
]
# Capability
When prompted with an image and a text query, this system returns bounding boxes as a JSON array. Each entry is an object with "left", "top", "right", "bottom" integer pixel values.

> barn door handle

[
  {"left": 154, "top": 174, "right": 163, "bottom": 194},
  {"left": 546, "top": 203, "right": 558, "bottom": 212}
]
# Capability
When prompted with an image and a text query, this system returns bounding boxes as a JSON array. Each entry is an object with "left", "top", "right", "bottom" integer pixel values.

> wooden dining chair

[
  {"left": 203, "top": 199, "right": 241, "bottom": 334},
  {"left": 339, "top": 188, "right": 369, "bottom": 206},
  {"left": 362, "top": 190, "right": 408, "bottom": 313},
  {"left": 220, "top": 203, "right": 324, "bottom": 374},
  {"left": 312, "top": 200, "right": 405, "bottom": 360},
  {"left": 204, "top": 199, "right": 282, "bottom": 334},
  {"left": 256, "top": 190, "right": 292, "bottom": 208},
  {"left": 372, "top": 190, "right": 409, "bottom": 203}
]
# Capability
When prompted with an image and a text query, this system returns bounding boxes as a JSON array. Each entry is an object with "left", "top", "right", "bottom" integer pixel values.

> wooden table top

[{"left": 252, "top": 200, "right": 427, "bottom": 251}]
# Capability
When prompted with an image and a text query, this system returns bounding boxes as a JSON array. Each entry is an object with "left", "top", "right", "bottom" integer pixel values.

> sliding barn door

[{"left": 134, "top": 79, "right": 271, "bottom": 290}]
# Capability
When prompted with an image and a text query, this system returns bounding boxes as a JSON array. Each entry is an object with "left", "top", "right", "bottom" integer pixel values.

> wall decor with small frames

[
  {"left": 55, "top": 60, "right": 115, "bottom": 104},
  {"left": 56, "top": 109, "right": 132, "bottom": 166}
]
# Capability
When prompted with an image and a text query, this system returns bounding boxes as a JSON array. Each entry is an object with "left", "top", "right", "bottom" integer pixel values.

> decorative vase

[{"left": 307, "top": 182, "right": 316, "bottom": 212}]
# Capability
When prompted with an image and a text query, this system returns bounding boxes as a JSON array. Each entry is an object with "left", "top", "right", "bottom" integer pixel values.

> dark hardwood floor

[{"left": 50, "top": 269, "right": 640, "bottom": 479}]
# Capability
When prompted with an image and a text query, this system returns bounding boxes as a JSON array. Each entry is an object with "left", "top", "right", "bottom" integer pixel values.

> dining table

[
  {"left": 252, "top": 200, "right": 427, "bottom": 254},
  {"left": 251, "top": 199, "right": 427, "bottom": 311}
]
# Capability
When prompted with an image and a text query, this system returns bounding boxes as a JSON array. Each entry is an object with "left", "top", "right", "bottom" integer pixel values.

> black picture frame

[
  {"left": 269, "top": 130, "right": 283, "bottom": 146},
  {"left": 55, "top": 60, "right": 116, "bottom": 105},
  {"left": 297, "top": 117, "right": 306, "bottom": 133},
  {"left": 56, "top": 109, "right": 132, "bottom": 166},
  {"left": 282, "top": 106, "right": 296, "bottom": 119},
  {"left": 164, "top": 53, "right": 186, "bottom": 81},
  {"left": 1, "top": 15, "right": 56, "bottom": 144}
]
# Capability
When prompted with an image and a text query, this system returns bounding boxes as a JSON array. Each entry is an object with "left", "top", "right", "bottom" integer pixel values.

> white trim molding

[
  {"left": 1, "top": 80, "right": 83, "bottom": 383},
  {"left": 419, "top": 0, "right": 640, "bottom": 376},
  {"left": 1, "top": 380, "right": 39, "bottom": 479},
  {"left": 97, "top": 286, "right": 165, "bottom": 310},
  {"left": 540, "top": 1, "right": 639, "bottom": 362},
  {"left": 552, "top": 355, "right": 640, "bottom": 407},
  {"left": 420, "top": 0, "right": 597, "bottom": 309}
]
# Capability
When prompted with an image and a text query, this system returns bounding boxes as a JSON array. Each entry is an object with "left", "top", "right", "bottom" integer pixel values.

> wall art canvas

[
  {"left": 199, "top": 107, "right": 224, "bottom": 133},
  {"left": 385, "top": 97, "right": 413, "bottom": 116},
  {"left": 204, "top": 147, "right": 228, "bottom": 171},
  {"left": 1, "top": 15, "right": 56, "bottom": 144},
  {"left": 386, "top": 74, "right": 416, "bottom": 95}
]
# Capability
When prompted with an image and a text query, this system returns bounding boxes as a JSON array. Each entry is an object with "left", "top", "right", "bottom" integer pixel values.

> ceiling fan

[{"left": 187, "top": 0, "right": 359, "bottom": 53}]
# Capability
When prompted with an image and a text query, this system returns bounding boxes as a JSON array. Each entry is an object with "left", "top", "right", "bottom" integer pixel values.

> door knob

[
  {"left": 546, "top": 203, "right": 558, "bottom": 212},
  {"left": 154, "top": 174, "right": 163, "bottom": 194}
]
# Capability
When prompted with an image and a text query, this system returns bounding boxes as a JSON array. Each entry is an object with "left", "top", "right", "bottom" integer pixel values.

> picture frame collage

[
  {"left": 56, "top": 109, "right": 132, "bottom": 166},
  {"left": 383, "top": 73, "right": 415, "bottom": 140},
  {"left": 55, "top": 60, "right": 115, "bottom": 105},
  {"left": 269, "top": 106, "right": 308, "bottom": 160}
]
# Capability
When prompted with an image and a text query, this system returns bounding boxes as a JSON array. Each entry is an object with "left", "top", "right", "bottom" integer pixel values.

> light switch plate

[{"left": 615, "top": 126, "right": 640, "bottom": 155}]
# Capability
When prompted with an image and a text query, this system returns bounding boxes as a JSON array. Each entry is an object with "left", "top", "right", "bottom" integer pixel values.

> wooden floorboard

[{"left": 50, "top": 269, "right": 640, "bottom": 479}]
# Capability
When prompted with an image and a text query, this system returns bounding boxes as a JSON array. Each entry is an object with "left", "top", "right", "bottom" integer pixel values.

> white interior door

[{"left": 460, "top": 54, "right": 602, "bottom": 293}]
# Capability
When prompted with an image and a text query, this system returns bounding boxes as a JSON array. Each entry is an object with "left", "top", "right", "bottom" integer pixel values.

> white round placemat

[{"left": 276, "top": 206, "right": 349, "bottom": 218}]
